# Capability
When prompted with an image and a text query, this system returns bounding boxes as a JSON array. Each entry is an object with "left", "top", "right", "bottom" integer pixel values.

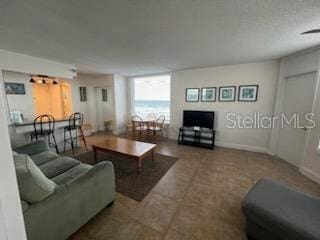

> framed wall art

[
  {"left": 79, "top": 87, "right": 87, "bottom": 102},
  {"left": 238, "top": 85, "right": 258, "bottom": 102},
  {"left": 219, "top": 86, "right": 236, "bottom": 102},
  {"left": 185, "top": 88, "right": 200, "bottom": 102},
  {"left": 102, "top": 89, "right": 108, "bottom": 102},
  {"left": 4, "top": 82, "right": 26, "bottom": 95},
  {"left": 201, "top": 87, "right": 216, "bottom": 102}
]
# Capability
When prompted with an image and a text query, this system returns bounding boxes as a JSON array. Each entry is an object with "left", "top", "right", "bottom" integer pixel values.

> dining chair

[
  {"left": 131, "top": 115, "right": 148, "bottom": 140},
  {"left": 146, "top": 113, "right": 157, "bottom": 121},
  {"left": 125, "top": 114, "right": 133, "bottom": 136},
  {"left": 63, "top": 112, "right": 88, "bottom": 155},
  {"left": 30, "top": 114, "right": 59, "bottom": 154},
  {"left": 148, "top": 115, "right": 166, "bottom": 141}
]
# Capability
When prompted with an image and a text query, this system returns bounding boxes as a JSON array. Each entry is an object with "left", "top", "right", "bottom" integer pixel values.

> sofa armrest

[{"left": 14, "top": 140, "right": 49, "bottom": 156}]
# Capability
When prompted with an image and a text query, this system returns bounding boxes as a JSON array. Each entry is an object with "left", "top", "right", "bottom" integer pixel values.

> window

[{"left": 133, "top": 75, "right": 171, "bottom": 121}]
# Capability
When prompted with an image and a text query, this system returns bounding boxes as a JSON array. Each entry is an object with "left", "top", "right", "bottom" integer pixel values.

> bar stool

[
  {"left": 63, "top": 112, "right": 88, "bottom": 155},
  {"left": 30, "top": 114, "right": 59, "bottom": 154}
]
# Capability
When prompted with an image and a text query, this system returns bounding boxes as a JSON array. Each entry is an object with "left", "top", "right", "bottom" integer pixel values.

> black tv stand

[{"left": 178, "top": 126, "right": 215, "bottom": 150}]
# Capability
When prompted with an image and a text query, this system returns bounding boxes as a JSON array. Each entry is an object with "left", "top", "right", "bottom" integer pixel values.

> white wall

[
  {"left": 0, "top": 71, "right": 27, "bottom": 240},
  {"left": 270, "top": 47, "right": 320, "bottom": 183},
  {"left": 0, "top": 49, "right": 76, "bottom": 79},
  {"left": 170, "top": 61, "right": 280, "bottom": 152},
  {"left": 2, "top": 71, "right": 35, "bottom": 121},
  {"left": 71, "top": 74, "right": 115, "bottom": 132},
  {"left": 113, "top": 74, "right": 129, "bottom": 135}
]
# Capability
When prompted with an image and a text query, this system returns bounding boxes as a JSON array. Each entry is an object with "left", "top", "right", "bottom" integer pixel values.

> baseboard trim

[
  {"left": 215, "top": 141, "right": 268, "bottom": 153},
  {"left": 300, "top": 167, "right": 320, "bottom": 184}
]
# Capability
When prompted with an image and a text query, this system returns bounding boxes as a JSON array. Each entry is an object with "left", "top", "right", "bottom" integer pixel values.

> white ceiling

[{"left": 1, "top": 0, "right": 320, "bottom": 76}]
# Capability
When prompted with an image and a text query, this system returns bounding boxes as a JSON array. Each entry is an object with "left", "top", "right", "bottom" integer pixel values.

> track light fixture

[{"left": 31, "top": 75, "right": 59, "bottom": 84}]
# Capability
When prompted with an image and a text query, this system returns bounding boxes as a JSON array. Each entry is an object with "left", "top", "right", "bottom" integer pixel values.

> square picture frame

[
  {"left": 102, "top": 89, "right": 108, "bottom": 102},
  {"left": 219, "top": 86, "right": 236, "bottom": 102},
  {"left": 185, "top": 88, "right": 200, "bottom": 102},
  {"left": 238, "top": 85, "right": 258, "bottom": 102},
  {"left": 79, "top": 87, "right": 87, "bottom": 102},
  {"left": 201, "top": 87, "right": 216, "bottom": 102}
]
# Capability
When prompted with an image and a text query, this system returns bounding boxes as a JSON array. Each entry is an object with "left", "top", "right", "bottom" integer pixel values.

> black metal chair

[
  {"left": 30, "top": 114, "right": 59, "bottom": 154},
  {"left": 63, "top": 112, "right": 88, "bottom": 155}
]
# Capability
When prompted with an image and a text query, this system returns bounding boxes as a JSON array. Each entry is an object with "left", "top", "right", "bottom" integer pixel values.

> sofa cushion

[
  {"left": 30, "top": 151, "right": 60, "bottom": 166},
  {"left": 14, "top": 154, "right": 57, "bottom": 203},
  {"left": 14, "top": 140, "right": 49, "bottom": 156},
  {"left": 242, "top": 178, "right": 320, "bottom": 240},
  {"left": 39, "top": 156, "right": 80, "bottom": 179},
  {"left": 51, "top": 164, "right": 93, "bottom": 186},
  {"left": 21, "top": 200, "right": 29, "bottom": 212}
]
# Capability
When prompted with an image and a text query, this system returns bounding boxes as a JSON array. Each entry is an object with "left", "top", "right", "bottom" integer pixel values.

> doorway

[
  {"left": 95, "top": 87, "right": 114, "bottom": 131},
  {"left": 276, "top": 72, "right": 317, "bottom": 166}
]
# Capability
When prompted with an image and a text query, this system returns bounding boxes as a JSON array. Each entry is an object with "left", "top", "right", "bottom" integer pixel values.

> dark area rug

[{"left": 74, "top": 150, "right": 178, "bottom": 201}]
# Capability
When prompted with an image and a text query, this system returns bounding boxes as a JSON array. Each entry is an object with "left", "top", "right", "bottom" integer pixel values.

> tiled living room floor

[{"left": 69, "top": 133, "right": 320, "bottom": 240}]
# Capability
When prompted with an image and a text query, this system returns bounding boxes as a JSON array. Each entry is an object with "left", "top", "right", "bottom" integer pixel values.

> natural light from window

[{"left": 134, "top": 75, "right": 171, "bottom": 121}]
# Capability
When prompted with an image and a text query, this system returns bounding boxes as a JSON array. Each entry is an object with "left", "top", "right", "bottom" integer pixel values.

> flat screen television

[{"left": 183, "top": 110, "right": 215, "bottom": 129}]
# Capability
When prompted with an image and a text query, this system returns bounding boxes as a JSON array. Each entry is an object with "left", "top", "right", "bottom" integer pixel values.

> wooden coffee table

[{"left": 91, "top": 136, "right": 157, "bottom": 174}]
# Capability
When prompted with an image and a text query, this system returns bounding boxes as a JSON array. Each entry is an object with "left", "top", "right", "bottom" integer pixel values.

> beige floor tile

[
  {"left": 165, "top": 201, "right": 219, "bottom": 240},
  {"left": 132, "top": 193, "right": 179, "bottom": 233},
  {"left": 152, "top": 170, "right": 191, "bottom": 201},
  {"left": 184, "top": 181, "right": 221, "bottom": 208},
  {"left": 219, "top": 220, "right": 248, "bottom": 240},
  {"left": 199, "top": 159, "right": 225, "bottom": 173},
  {"left": 114, "top": 192, "right": 139, "bottom": 216},
  {"left": 115, "top": 220, "right": 163, "bottom": 240},
  {"left": 220, "top": 192, "right": 246, "bottom": 226},
  {"left": 193, "top": 167, "right": 223, "bottom": 186},
  {"left": 74, "top": 206, "right": 130, "bottom": 239},
  {"left": 167, "top": 158, "right": 200, "bottom": 179},
  {"left": 222, "top": 173, "right": 254, "bottom": 198}
]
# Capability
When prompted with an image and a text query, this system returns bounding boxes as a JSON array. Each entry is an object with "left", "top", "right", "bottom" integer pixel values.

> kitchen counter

[
  {"left": 13, "top": 118, "right": 69, "bottom": 127},
  {"left": 9, "top": 118, "right": 76, "bottom": 150}
]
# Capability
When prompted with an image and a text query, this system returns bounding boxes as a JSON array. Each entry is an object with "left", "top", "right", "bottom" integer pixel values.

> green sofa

[{"left": 13, "top": 140, "right": 115, "bottom": 240}]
